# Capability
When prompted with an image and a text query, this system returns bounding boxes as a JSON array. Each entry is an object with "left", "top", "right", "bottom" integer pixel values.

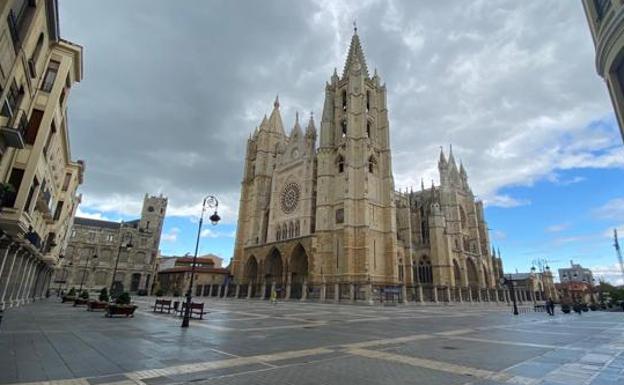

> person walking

[
  {"left": 270, "top": 287, "right": 277, "bottom": 305},
  {"left": 545, "top": 298, "right": 552, "bottom": 316},
  {"left": 550, "top": 299, "right": 556, "bottom": 316}
]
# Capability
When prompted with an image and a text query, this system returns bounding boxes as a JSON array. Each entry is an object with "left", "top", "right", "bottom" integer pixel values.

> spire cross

[{"left": 353, "top": 20, "right": 357, "bottom": 33}]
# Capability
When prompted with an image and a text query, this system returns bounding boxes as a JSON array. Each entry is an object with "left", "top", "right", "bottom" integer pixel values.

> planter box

[
  {"left": 87, "top": 301, "right": 108, "bottom": 311},
  {"left": 105, "top": 305, "right": 137, "bottom": 318},
  {"left": 62, "top": 296, "right": 76, "bottom": 303},
  {"left": 74, "top": 298, "right": 89, "bottom": 306}
]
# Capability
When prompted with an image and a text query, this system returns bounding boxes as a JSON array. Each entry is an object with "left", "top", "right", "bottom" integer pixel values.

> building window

[
  {"left": 62, "top": 172, "right": 71, "bottom": 191},
  {"left": 335, "top": 208, "right": 344, "bottom": 224},
  {"left": 1, "top": 80, "right": 23, "bottom": 118},
  {"left": 341, "top": 120, "right": 347, "bottom": 138},
  {"left": 71, "top": 230, "right": 76, "bottom": 238},
  {"left": 368, "top": 156, "right": 377, "bottom": 174},
  {"left": 366, "top": 90, "right": 371, "bottom": 112},
  {"left": 41, "top": 60, "right": 60, "bottom": 92},
  {"left": 24, "top": 109, "right": 43, "bottom": 145},
  {"left": 28, "top": 33, "right": 44, "bottom": 77},
  {"left": 417, "top": 257, "right": 433, "bottom": 284},
  {"left": 366, "top": 121, "right": 371, "bottom": 138},
  {"left": 341, "top": 90, "right": 347, "bottom": 111},
  {"left": 4, "top": 168, "right": 24, "bottom": 208},
  {"left": 294, "top": 221, "right": 300, "bottom": 237},
  {"left": 24, "top": 177, "right": 38, "bottom": 212},
  {"left": 53, "top": 201, "right": 63, "bottom": 221},
  {"left": 43, "top": 121, "right": 56, "bottom": 157},
  {"left": 276, "top": 224, "right": 281, "bottom": 241},
  {"left": 337, "top": 155, "right": 344, "bottom": 173}
]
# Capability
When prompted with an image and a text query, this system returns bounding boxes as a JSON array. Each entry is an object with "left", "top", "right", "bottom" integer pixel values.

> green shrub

[
  {"left": 98, "top": 288, "right": 109, "bottom": 302},
  {"left": 155, "top": 288, "right": 164, "bottom": 297},
  {"left": 589, "top": 304, "right": 598, "bottom": 311},
  {"left": 116, "top": 292, "right": 131, "bottom": 305},
  {"left": 173, "top": 289, "right": 181, "bottom": 297},
  {"left": 561, "top": 304, "right": 571, "bottom": 314},
  {"left": 67, "top": 287, "right": 76, "bottom": 297},
  {"left": 79, "top": 290, "right": 89, "bottom": 300}
]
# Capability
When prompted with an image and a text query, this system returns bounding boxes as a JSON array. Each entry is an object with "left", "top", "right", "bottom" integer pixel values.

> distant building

[
  {"left": 582, "top": 0, "right": 624, "bottom": 142},
  {"left": 156, "top": 255, "right": 229, "bottom": 297},
  {"left": 506, "top": 268, "right": 558, "bottom": 303},
  {"left": 556, "top": 281, "right": 596, "bottom": 304},
  {"left": 58, "top": 194, "right": 167, "bottom": 295},
  {"left": 558, "top": 260, "right": 595, "bottom": 285},
  {"left": 0, "top": 0, "right": 84, "bottom": 309}
]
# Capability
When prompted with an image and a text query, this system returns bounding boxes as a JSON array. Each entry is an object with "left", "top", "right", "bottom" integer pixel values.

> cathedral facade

[{"left": 231, "top": 31, "right": 504, "bottom": 303}]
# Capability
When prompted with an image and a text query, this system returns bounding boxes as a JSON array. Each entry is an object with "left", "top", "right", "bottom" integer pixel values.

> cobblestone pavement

[{"left": 0, "top": 297, "right": 623, "bottom": 385}]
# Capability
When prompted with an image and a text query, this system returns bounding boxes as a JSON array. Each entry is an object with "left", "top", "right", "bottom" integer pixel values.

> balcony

[{"left": 0, "top": 108, "right": 27, "bottom": 149}]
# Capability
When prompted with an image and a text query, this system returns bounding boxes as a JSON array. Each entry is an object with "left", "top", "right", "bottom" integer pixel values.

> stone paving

[{"left": 0, "top": 297, "right": 623, "bottom": 385}]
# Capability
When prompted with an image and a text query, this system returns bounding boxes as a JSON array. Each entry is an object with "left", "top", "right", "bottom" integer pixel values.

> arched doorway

[
  {"left": 453, "top": 260, "right": 462, "bottom": 287},
  {"left": 245, "top": 255, "right": 258, "bottom": 297},
  {"left": 466, "top": 259, "right": 479, "bottom": 288},
  {"left": 265, "top": 248, "right": 284, "bottom": 298},
  {"left": 130, "top": 273, "right": 141, "bottom": 292},
  {"left": 289, "top": 244, "right": 308, "bottom": 299}
]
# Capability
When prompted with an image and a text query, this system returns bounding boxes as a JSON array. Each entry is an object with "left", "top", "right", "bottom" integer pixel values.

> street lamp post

[
  {"left": 500, "top": 275, "right": 519, "bottom": 315},
  {"left": 181, "top": 195, "right": 220, "bottom": 328},
  {"left": 110, "top": 230, "right": 134, "bottom": 297},
  {"left": 79, "top": 254, "right": 98, "bottom": 292}
]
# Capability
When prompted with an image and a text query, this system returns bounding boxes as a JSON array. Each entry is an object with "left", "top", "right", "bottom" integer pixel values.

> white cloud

[
  {"left": 588, "top": 263, "right": 624, "bottom": 286},
  {"left": 200, "top": 228, "right": 235, "bottom": 239},
  {"left": 161, "top": 227, "right": 180, "bottom": 242},
  {"left": 593, "top": 198, "right": 624, "bottom": 220},
  {"left": 483, "top": 194, "right": 530, "bottom": 208},
  {"left": 546, "top": 223, "right": 569, "bottom": 233},
  {"left": 75, "top": 207, "right": 114, "bottom": 222}
]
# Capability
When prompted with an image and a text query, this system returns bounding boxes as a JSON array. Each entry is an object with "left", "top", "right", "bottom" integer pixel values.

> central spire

[{"left": 342, "top": 26, "right": 369, "bottom": 78}]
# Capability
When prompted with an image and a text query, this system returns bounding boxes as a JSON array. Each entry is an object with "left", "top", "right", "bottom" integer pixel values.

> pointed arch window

[
  {"left": 337, "top": 155, "right": 345, "bottom": 173},
  {"left": 281, "top": 225, "right": 287, "bottom": 240},
  {"left": 342, "top": 90, "right": 347, "bottom": 111},
  {"left": 288, "top": 222, "right": 294, "bottom": 238},
  {"left": 276, "top": 224, "right": 281, "bottom": 241},
  {"left": 417, "top": 257, "right": 433, "bottom": 284},
  {"left": 295, "top": 220, "right": 300, "bottom": 237},
  {"left": 366, "top": 90, "right": 370, "bottom": 112},
  {"left": 368, "top": 155, "right": 377, "bottom": 174},
  {"left": 366, "top": 121, "right": 371, "bottom": 138},
  {"left": 341, "top": 119, "right": 347, "bottom": 138}
]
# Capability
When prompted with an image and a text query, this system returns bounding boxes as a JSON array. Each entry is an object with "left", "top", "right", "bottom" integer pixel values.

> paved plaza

[{"left": 1, "top": 298, "right": 623, "bottom": 385}]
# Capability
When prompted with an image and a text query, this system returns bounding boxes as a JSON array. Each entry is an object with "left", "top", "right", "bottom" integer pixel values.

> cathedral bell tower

[{"left": 315, "top": 28, "right": 398, "bottom": 285}]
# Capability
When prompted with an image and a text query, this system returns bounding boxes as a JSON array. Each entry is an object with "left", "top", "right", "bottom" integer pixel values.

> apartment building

[{"left": 0, "top": 0, "right": 84, "bottom": 309}]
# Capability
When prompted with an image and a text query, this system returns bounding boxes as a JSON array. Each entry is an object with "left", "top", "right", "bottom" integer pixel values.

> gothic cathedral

[{"left": 231, "top": 30, "right": 504, "bottom": 303}]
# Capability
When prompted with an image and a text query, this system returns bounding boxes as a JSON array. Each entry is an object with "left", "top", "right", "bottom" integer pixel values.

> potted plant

[
  {"left": 105, "top": 292, "right": 137, "bottom": 318},
  {"left": 62, "top": 287, "right": 77, "bottom": 303},
  {"left": 87, "top": 288, "right": 109, "bottom": 311},
  {"left": 561, "top": 303, "right": 571, "bottom": 314},
  {"left": 74, "top": 290, "right": 89, "bottom": 306}
]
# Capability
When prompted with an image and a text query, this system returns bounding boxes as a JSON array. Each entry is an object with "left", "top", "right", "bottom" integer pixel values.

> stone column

[
  {"left": 417, "top": 285, "right": 424, "bottom": 304},
  {"left": 21, "top": 259, "right": 37, "bottom": 304},
  {"left": 234, "top": 284, "right": 240, "bottom": 299},
  {"left": 458, "top": 288, "right": 463, "bottom": 303},
  {"left": 494, "top": 289, "right": 500, "bottom": 303},
  {"left": 530, "top": 291, "right": 536, "bottom": 304},
  {"left": 285, "top": 274, "right": 291, "bottom": 300},
  {"left": 468, "top": 287, "right": 473, "bottom": 303},
  {"left": 222, "top": 283, "right": 229, "bottom": 299},
  {"left": 446, "top": 286, "right": 451, "bottom": 303},
  {"left": 334, "top": 283, "right": 340, "bottom": 302},
  {"left": 432, "top": 286, "right": 438, "bottom": 303},
  {"left": 216, "top": 284, "right": 222, "bottom": 298},
  {"left": 270, "top": 281, "right": 276, "bottom": 299},
  {"left": 260, "top": 281, "right": 266, "bottom": 300},
  {"left": 350, "top": 283, "right": 355, "bottom": 302},
  {"left": 9, "top": 251, "right": 27, "bottom": 306},
  {"left": 366, "top": 282, "right": 374, "bottom": 305},
  {"left": 247, "top": 282, "right": 253, "bottom": 299},
  {"left": 486, "top": 289, "right": 491, "bottom": 302},
  {"left": 208, "top": 284, "right": 213, "bottom": 297},
  {"left": 14, "top": 256, "right": 31, "bottom": 305},
  {"left": 401, "top": 284, "right": 407, "bottom": 304},
  {"left": 300, "top": 280, "right": 308, "bottom": 301},
  {"left": 320, "top": 281, "right": 327, "bottom": 302},
  {"left": 0, "top": 243, "right": 12, "bottom": 287}
]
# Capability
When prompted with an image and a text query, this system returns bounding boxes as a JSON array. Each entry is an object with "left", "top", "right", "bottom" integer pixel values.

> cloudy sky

[{"left": 59, "top": 0, "right": 624, "bottom": 284}]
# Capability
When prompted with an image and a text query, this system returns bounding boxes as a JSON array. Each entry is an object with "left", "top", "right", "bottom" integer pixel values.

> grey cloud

[{"left": 60, "top": 0, "right": 620, "bottom": 217}]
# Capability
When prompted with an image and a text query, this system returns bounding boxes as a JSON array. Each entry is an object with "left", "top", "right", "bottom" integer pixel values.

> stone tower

[
  {"left": 315, "top": 29, "right": 398, "bottom": 286},
  {"left": 139, "top": 194, "right": 168, "bottom": 253}
]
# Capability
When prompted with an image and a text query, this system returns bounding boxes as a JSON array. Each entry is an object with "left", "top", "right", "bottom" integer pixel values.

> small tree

[
  {"left": 116, "top": 292, "right": 131, "bottom": 305},
  {"left": 67, "top": 287, "right": 76, "bottom": 297},
  {"left": 98, "top": 288, "right": 109, "bottom": 302},
  {"left": 80, "top": 290, "right": 89, "bottom": 300}
]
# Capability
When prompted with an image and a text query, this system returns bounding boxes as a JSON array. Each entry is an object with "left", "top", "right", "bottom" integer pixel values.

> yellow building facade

[{"left": 0, "top": 0, "right": 84, "bottom": 309}]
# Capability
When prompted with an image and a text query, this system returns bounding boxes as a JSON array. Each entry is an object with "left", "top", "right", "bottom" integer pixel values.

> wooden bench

[
  {"left": 175, "top": 302, "right": 207, "bottom": 319},
  {"left": 153, "top": 299, "right": 172, "bottom": 314}
]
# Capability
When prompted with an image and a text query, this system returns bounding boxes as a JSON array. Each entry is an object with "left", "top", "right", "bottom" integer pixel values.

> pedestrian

[
  {"left": 270, "top": 287, "right": 277, "bottom": 305},
  {"left": 550, "top": 300, "right": 555, "bottom": 316},
  {"left": 545, "top": 298, "right": 552, "bottom": 316}
]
